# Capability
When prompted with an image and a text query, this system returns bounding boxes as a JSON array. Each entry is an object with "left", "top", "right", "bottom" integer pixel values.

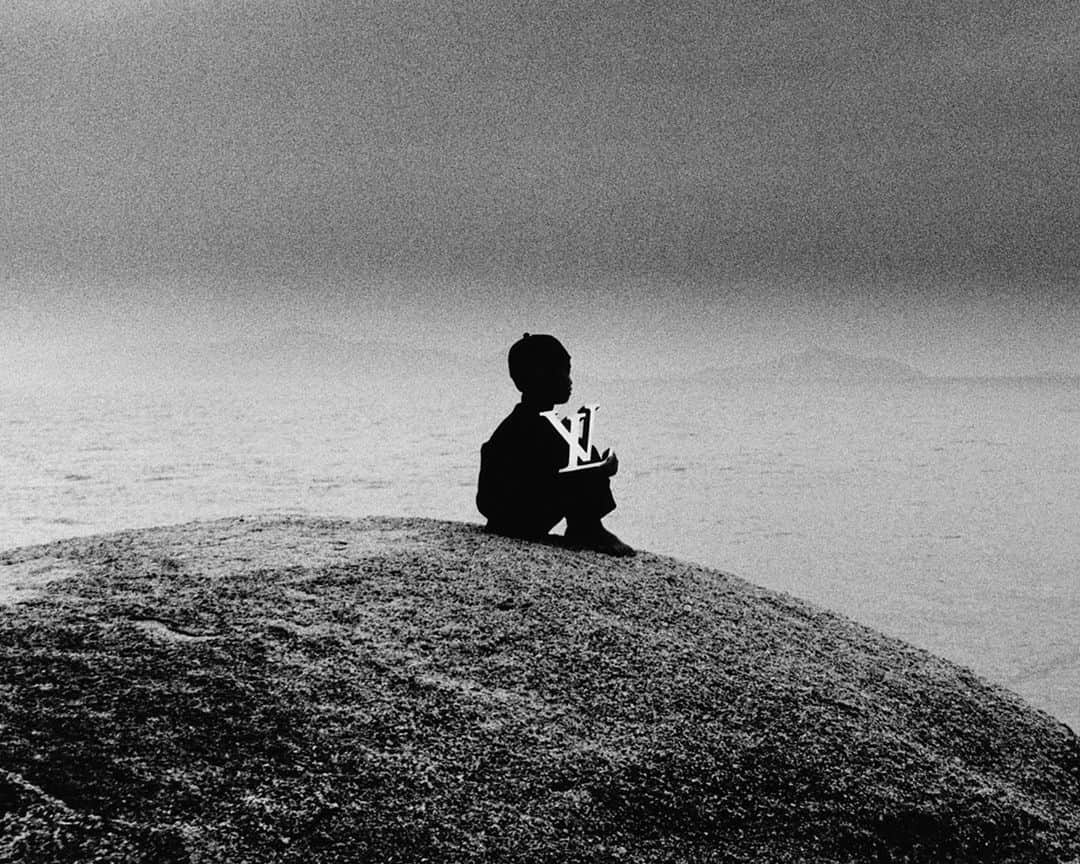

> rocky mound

[{"left": 1, "top": 516, "right": 1077, "bottom": 863}]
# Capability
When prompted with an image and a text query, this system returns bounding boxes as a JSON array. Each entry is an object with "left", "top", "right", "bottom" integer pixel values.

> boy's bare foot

[{"left": 564, "top": 524, "right": 636, "bottom": 557}]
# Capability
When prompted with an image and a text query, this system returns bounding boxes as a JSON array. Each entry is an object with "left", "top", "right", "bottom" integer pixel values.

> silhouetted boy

[{"left": 477, "top": 333, "right": 634, "bottom": 556}]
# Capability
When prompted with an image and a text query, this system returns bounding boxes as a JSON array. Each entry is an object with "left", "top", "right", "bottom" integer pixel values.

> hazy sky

[{"left": 3, "top": 0, "right": 1079, "bottom": 375}]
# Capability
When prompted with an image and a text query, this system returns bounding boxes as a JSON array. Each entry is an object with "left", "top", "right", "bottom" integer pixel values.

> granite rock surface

[{"left": 1, "top": 516, "right": 1078, "bottom": 863}]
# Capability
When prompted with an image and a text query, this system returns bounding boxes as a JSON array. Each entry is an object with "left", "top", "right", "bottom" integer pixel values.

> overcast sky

[{"left": 3, "top": 0, "right": 1078, "bottom": 376}]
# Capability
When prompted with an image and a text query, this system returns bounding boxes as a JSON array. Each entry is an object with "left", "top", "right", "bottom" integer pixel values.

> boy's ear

[{"left": 511, "top": 369, "right": 532, "bottom": 393}]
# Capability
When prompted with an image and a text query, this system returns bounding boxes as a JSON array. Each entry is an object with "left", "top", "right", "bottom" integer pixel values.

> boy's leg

[
  {"left": 560, "top": 470, "right": 634, "bottom": 556},
  {"left": 485, "top": 500, "right": 564, "bottom": 540},
  {"left": 561, "top": 469, "right": 616, "bottom": 522}
]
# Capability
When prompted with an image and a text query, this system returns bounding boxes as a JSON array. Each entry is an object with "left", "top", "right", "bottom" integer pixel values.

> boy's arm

[
  {"left": 478, "top": 415, "right": 564, "bottom": 518},
  {"left": 577, "top": 447, "right": 618, "bottom": 477}
]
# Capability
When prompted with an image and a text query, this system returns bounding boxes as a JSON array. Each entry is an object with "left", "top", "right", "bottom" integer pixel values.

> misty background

[
  {"left": 2, "top": 0, "right": 1079, "bottom": 377},
  {"left": 2, "top": 2, "right": 1079, "bottom": 729}
]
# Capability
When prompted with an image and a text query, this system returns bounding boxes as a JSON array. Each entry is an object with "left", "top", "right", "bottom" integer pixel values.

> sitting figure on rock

[{"left": 477, "top": 333, "right": 634, "bottom": 556}]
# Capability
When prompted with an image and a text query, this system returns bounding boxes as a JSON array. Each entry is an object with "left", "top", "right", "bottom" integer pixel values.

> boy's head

[{"left": 508, "top": 333, "right": 572, "bottom": 403}]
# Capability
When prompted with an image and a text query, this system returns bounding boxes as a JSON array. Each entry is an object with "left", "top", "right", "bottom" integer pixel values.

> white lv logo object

[{"left": 539, "top": 404, "right": 604, "bottom": 473}]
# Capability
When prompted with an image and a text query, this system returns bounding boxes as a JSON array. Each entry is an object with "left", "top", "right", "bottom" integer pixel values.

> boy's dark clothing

[{"left": 477, "top": 402, "right": 616, "bottom": 538}]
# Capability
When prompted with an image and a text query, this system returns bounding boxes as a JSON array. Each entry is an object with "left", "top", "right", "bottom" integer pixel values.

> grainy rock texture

[{"left": 1, "top": 516, "right": 1077, "bottom": 863}]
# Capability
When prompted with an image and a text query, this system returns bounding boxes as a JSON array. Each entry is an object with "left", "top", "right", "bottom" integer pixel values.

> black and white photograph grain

[{"left": 2, "top": 1, "right": 1079, "bottom": 862}]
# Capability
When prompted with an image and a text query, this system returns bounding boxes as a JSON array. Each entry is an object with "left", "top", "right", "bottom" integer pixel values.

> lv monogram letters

[{"left": 539, "top": 404, "right": 604, "bottom": 473}]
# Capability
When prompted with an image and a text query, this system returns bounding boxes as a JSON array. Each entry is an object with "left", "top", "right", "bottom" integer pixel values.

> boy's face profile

[
  {"left": 546, "top": 356, "right": 573, "bottom": 405},
  {"left": 522, "top": 355, "right": 572, "bottom": 405}
]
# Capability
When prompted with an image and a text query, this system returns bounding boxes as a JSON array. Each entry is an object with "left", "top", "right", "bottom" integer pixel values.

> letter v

[{"left": 540, "top": 404, "right": 600, "bottom": 472}]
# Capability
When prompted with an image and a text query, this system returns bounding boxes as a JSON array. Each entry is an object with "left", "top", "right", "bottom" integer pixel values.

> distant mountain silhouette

[
  {"left": 698, "top": 347, "right": 925, "bottom": 383},
  {"left": 184, "top": 329, "right": 490, "bottom": 382}
]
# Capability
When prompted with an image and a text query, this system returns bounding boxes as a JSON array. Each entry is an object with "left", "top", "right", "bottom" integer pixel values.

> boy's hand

[{"left": 600, "top": 448, "right": 619, "bottom": 477}]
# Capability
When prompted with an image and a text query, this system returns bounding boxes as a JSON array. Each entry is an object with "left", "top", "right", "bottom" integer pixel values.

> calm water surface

[{"left": 2, "top": 376, "right": 1077, "bottom": 730}]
